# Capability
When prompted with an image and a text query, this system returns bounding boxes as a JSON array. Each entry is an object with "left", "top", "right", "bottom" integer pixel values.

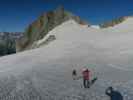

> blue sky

[{"left": 0, "top": 0, "right": 133, "bottom": 32}]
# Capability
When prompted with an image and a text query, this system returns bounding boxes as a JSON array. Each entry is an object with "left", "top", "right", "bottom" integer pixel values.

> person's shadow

[
  {"left": 91, "top": 77, "right": 98, "bottom": 85},
  {"left": 87, "top": 77, "right": 98, "bottom": 88},
  {"left": 105, "top": 87, "right": 123, "bottom": 100}
]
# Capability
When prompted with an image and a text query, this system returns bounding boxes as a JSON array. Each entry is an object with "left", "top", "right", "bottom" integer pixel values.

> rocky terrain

[{"left": 100, "top": 16, "right": 127, "bottom": 28}]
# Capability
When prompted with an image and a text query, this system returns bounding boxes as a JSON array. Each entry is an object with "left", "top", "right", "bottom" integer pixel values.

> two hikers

[
  {"left": 72, "top": 68, "right": 97, "bottom": 88},
  {"left": 105, "top": 87, "right": 123, "bottom": 100}
]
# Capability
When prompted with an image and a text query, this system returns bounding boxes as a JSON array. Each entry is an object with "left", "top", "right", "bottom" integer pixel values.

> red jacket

[{"left": 82, "top": 69, "right": 90, "bottom": 80}]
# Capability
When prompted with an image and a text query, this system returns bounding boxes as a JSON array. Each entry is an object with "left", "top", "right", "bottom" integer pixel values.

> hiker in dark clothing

[
  {"left": 105, "top": 87, "right": 123, "bottom": 100},
  {"left": 82, "top": 68, "right": 90, "bottom": 88},
  {"left": 72, "top": 69, "right": 77, "bottom": 80}
]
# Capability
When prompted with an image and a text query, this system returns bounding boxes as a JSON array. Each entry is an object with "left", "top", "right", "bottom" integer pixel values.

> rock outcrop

[{"left": 100, "top": 16, "right": 127, "bottom": 28}]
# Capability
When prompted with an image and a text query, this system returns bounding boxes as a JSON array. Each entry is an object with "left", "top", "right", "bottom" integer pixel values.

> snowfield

[{"left": 0, "top": 18, "right": 133, "bottom": 99}]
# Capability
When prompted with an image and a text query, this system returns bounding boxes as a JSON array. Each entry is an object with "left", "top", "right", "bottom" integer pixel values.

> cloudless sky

[{"left": 0, "top": 0, "right": 133, "bottom": 32}]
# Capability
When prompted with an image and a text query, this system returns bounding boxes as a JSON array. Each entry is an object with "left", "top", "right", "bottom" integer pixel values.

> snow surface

[
  {"left": 0, "top": 19, "right": 133, "bottom": 99},
  {"left": 91, "top": 25, "right": 100, "bottom": 29}
]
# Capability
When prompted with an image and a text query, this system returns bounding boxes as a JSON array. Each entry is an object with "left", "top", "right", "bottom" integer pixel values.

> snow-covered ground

[
  {"left": 91, "top": 25, "right": 100, "bottom": 29},
  {"left": 0, "top": 18, "right": 133, "bottom": 99}
]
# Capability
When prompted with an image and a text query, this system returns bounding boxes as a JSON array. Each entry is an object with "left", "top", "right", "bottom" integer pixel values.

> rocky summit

[{"left": 16, "top": 6, "right": 88, "bottom": 52}]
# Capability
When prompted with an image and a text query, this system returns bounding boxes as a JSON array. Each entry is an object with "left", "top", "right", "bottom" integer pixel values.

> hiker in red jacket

[{"left": 82, "top": 68, "right": 91, "bottom": 88}]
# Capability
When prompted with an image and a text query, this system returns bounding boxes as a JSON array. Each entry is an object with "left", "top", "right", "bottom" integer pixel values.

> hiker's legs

[
  {"left": 83, "top": 79, "right": 87, "bottom": 88},
  {"left": 87, "top": 80, "right": 90, "bottom": 88}
]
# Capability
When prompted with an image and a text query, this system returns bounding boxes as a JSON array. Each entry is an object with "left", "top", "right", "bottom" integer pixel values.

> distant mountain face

[
  {"left": 0, "top": 32, "right": 23, "bottom": 56},
  {"left": 16, "top": 6, "right": 88, "bottom": 52}
]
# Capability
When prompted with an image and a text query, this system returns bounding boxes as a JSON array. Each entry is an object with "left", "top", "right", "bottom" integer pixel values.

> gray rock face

[
  {"left": 16, "top": 6, "right": 88, "bottom": 52},
  {"left": 0, "top": 32, "right": 22, "bottom": 56}
]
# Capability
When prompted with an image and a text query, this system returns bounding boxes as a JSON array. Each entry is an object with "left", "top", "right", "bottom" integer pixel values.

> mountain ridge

[
  {"left": 16, "top": 6, "right": 133, "bottom": 52},
  {"left": 99, "top": 16, "right": 133, "bottom": 28}
]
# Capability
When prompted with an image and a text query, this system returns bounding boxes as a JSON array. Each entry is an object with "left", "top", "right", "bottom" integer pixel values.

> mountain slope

[
  {"left": 16, "top": 6, "right": 88, "bottom": 52},
  {"left": 0, "top": 19, "right": 133, "bottom": 99}
]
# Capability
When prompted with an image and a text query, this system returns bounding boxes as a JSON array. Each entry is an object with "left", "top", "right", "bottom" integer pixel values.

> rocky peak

[{"left": 16, "top": 6, "right": 88, "bottom": 52}]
